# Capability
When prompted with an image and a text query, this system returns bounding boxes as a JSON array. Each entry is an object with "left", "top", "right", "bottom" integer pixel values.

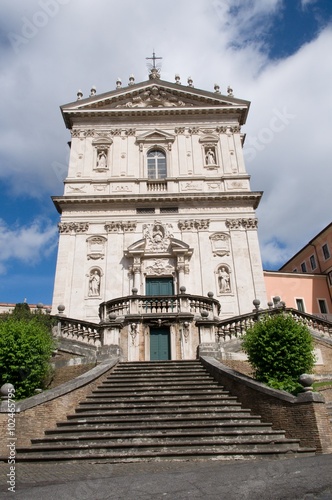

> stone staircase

[{"left": 16, "top": 361, "right": 315, "bottom": 462}]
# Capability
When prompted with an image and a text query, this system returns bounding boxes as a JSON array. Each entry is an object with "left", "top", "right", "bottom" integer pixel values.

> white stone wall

[{"left": 52, "top": 95, "right": 266, "bottom": 322}]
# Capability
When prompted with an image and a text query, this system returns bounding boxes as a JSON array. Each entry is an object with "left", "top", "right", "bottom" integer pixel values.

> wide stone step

[
  {"left": 22, "top": 437, "right": 303, "bottom": 453},
  {"left": 102, "top": 374, "right": 215, "bottom": 385},
  {"left": 83, "top": 394, "right": 237, "bottom": 404},
  {"left": 57, "top": 413, "right": 259, "bottom": 429},
  {"left": 36, "top": 428, "right": 287, "bottom": 443},
  {"left": 48, "top": 421, "right": 273, "bottom": 434},
  {"left": 69, "top": 407, "right": 246, "bottom": 418},
  {"left": 88, "top": 388, "right": 229, "bottom": 397},
  {"left": 76, "top": 401, "right": 241, "bottom": 411},
  {"left": 16, "top": 442, "right": 315, "bottom": 463},
  {"left": 99, "top": 381, "right": 219, "bottom": 389},
  {"left": 110, "top": 369, "right": 208, "bottom": 375},
  {"left": 101, "top": 378, "right": 217, "bottom": 386},
  {"left": 65, "top": 409, "right": 253, "bottom": 421}
]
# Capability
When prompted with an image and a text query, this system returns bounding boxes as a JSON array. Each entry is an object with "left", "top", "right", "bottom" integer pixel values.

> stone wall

[
  {"left": 0, "top": 359, "right": 118, "bottom": 457},
  {"left": 313, "top": 337, "right": 332, "bottom": 375},
  {"left": 200, "top": 356, "right": 332, "bottom": 454}
]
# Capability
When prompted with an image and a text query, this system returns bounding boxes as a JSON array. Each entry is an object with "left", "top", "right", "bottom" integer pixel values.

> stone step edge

[
  {"left": 33, "top": 429, "right": 287, "bottom": 443},
  {"left": 16, "top": 438, "right": 300, "bottom": 454},
  {"left": 62, "top": 413, "right": 256, "bottom": 424},
  {"left": 48, "top": 422, "right": 274, "bottom": 433}
]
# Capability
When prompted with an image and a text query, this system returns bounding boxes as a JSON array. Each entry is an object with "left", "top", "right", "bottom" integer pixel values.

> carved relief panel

[
  {"left": 210, "top": 233, "right": 230, "bottom": 257},
  {"left": 86, "top": 236, "right": 107, "bottom": 260}
]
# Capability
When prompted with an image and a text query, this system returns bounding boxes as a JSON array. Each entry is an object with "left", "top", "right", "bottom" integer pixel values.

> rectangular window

[
  {"left": 136, "top": 208, "right": 155, "bottom": 214},
  {"left": 329, "top": 271, "right": 332, "bottom": 286},
  {"left": 160, "top": 207, "right": 178, "bottom": 213},
  {"left": 296, "top": 299, "right": 305, "bottom": 312},
  {"left": 322, "top": 243, "right": 330, "bottom": 260},
  {"left": 301, "top": 262, "right": 307, "bottom": 272},
  {"left": 310, "top": 255, "right": 317, "bottom": 271},
  {"left": 318, "top": 299, "right": 328, "bottom": 314}
]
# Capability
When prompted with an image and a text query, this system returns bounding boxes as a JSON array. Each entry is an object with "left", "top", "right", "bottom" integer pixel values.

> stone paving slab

[{"left": 0, "top": 455, "right": 332, "bottom": 499}]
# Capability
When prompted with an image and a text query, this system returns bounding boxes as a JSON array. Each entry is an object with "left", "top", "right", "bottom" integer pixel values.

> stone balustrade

[
  {"left": 217, "top": 307, "right": 332, "bottom": 343},
  {"left": 99, "top": 293, "right": 220, "bottom": 321},
  {"left": 53, "top": 318, "right": 102, "bottom": 347}
]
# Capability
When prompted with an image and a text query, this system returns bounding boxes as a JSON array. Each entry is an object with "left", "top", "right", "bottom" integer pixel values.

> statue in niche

[
  {"left": 152, "top": 224, "right": 164, "bottom": 243},
  {"left": 97, "top": 150, "right": 107, "bottom": 169},
  {"left": 89, "top": 270, "right": 101, "bottom": 296},
  {"left": 205, "top": 147, "right": 216, "bottom": 165},
  {"left": 218, "top": 267, "right": 231, "bottom": 293}
]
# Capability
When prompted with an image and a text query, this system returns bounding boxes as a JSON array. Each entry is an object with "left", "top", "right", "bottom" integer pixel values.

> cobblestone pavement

[{"left": 0, "top": 455, "right": 332, "bottom": 499}]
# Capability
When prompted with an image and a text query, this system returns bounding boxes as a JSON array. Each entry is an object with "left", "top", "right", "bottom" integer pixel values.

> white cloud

[
  {"left": 0, "top": 0, "right": 331, "bottom": 276},
  {"left": 0, "top": 218, "right": 58, "bottom": 274}
]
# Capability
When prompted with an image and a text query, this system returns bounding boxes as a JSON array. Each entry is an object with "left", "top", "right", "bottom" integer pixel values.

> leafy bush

[
  {"left": 0, "top": 307, "right": 55, "bottom": 399},
  {"left": 242, "top": 313, "right": 315, "bottom": 393}
]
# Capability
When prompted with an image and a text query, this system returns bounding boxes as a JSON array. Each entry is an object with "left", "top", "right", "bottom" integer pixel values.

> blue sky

[{"left": 0, "top": 0, "right": 332, "bottom": 306}]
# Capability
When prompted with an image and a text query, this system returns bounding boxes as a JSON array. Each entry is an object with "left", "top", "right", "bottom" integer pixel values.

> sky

[{"left": 0, "top": 0, "right": 332, "bottom": 306}]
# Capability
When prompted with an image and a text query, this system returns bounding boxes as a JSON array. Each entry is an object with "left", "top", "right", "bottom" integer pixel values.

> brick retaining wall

[
  {"left": 201, "top": 356, "right": 332, "bottom": 454},
  {"left": 0, "top": 359, "right": 119, "bottom": 456}
]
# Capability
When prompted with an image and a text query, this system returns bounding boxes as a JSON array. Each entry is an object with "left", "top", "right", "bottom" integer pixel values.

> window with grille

[{"left": 147, "top": 150, "right": 167, "bottom": 179}]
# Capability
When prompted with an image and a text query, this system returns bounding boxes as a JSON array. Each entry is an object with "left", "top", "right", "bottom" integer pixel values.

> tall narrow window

[
  {"left": 310, "top": 254, "right": 317, "bottom": 271},
  {"left": 296, "top": 299, "right": 305, "bottom": 312},
  {"left": 322, "top": 243, "right": 330, "bottom": 260},
  {"left": 301, "top": 262, "right": 307, "bottom": 273},
  {"left": 147, "top": 150, "right": 167, "bottom": 179},
  {"left": 318, "top": 299, "right": 328, "bottom": 314}
]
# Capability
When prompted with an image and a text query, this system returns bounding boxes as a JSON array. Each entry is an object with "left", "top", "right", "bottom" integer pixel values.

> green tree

[
  {"left": 242, "top": 313, "right": 315, "bottom": 394},
  {"left": 0, "top": 312, "right": 55, "bottom": 399}
]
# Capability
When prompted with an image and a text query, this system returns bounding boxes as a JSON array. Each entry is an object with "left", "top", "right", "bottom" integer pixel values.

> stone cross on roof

[{"left": 146, "top": 51, "right": 162, "bottom": 80}]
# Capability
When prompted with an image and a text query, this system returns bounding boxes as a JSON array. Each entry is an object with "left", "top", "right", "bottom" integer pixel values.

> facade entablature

[{"left": 63, "top": 175, "right": 251, "bottom": 197}]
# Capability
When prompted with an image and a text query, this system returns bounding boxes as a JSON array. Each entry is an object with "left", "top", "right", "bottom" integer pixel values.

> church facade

[{"left": 51, "top": 66, "right": 266, "bottom": 361}]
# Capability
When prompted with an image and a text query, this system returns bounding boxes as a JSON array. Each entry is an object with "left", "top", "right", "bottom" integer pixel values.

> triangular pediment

[
  {"left": 136, "top": 129, "right": 175, "bottom": 143},
  {"left": 125, "top": 236, "right": 192, "bottom": 256},
  {"left": 61, "top": 79, "right": 250, "bottom": 116}
]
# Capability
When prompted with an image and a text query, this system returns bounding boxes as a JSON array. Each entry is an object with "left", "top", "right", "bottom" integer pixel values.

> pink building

[{"left": 264, "top": 222, "right": 332, "bottom": 320}]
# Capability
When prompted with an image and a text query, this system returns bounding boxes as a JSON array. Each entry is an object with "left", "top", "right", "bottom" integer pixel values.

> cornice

[
  {"left": 52, "top": 191, "right": 263, "bottom": 214},
  {"left": 63, "top": 106, "right": 247, "bottom": 129}
]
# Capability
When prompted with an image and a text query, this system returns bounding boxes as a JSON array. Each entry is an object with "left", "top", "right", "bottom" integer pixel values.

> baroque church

[{"left": 51, "top": 60, "right": 267, "bottom": 361}]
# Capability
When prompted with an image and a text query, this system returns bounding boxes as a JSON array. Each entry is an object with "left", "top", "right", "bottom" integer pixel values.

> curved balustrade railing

[
  {"left": 53, "top": 317, "right": 102, "bottom": 347},
  {"left": 99, "top": 293, "right": 220, "bottom": 320}
]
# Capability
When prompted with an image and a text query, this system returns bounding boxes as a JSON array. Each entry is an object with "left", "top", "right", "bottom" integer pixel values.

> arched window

[{"left": 147, "top": 150, "right": 167, "bottom": 179}]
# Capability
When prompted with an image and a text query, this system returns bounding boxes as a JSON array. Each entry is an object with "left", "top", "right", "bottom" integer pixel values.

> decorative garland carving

[
  {"left": 83, "top": 129, "right": 95, "bottom": 137},
  {"left": 178, "top": 219, "right": 210, "bottom": 231},
  {"left": 58, "top": 222, "right": 89, "bottom": 234},
  {"left": 116, "top": 86, "right": 189, "bottom": 108},
  {"left": 105, "top": 221, "right": 137, "bottom": 233},
  {"left": 225, "top": 218, "right": 258, "bottom": 229},
  {"left": 215, "top": 125, "right": 241, "bottom": 134}
]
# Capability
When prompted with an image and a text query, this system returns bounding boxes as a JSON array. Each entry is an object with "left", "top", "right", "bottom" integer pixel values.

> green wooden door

[
  {"left": 146, "top": 278, "right": 173, "bottom": 296},
  {"left": 150, "top": 328, "right": 171, "bottom": 360}
]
